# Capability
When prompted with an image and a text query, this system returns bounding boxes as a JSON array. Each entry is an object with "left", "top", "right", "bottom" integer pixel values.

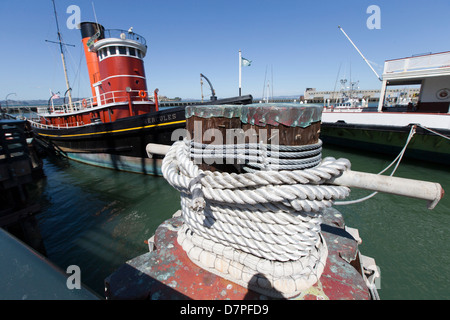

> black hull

[
  {"left": 35, "top": 107, "right": 186, "bottom": 157},
  {"left": 31, "top": 95, "right": 253, "bottom": 174}
]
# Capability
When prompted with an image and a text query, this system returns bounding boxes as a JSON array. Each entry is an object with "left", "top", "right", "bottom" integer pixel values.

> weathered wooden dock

[{"left": 0, "top": 118, "right": 45, "bottom": 253}]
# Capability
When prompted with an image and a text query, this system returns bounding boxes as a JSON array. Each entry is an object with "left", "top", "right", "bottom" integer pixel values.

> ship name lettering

[
  {"left": 159, "top": 113, "right": 177, "bottom": 122},
  {"left": 146, "top": 117, "right": 156, "bottom": 124}
]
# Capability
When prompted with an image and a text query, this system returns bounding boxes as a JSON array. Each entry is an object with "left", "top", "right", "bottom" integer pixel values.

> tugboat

[{"left": 28, "top": 15, "right": 252, "bottom": 175}]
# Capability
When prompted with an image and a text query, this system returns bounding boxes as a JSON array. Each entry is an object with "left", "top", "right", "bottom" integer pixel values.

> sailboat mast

[{"left": 52, "top": 0, "right": 73, "bottom": 111}]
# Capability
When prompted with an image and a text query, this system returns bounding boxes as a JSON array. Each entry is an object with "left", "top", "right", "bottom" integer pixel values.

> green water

[
  {"left": 31, "top": 157, "right": 181, "bottom": 296},
  {"left": 323, "top": 145, "right": 450, "bottom": 300},
  {"left": 30, "top": 145, "right": 449, "bottom": 300}
]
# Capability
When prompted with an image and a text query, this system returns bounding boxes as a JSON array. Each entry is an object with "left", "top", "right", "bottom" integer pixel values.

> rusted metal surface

[{"left": 105, "top": 207, "right": 371, "bottom": 300}]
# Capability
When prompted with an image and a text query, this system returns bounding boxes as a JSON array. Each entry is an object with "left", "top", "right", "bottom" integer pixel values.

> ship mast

[{"left": 51, "top": 0, "right": 73, "bottom": 111}]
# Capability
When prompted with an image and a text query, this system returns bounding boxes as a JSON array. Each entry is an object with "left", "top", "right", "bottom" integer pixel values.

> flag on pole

[
  {"left": 239, "top": 50, "right": 251, "bottom": 96},
  {"left": 241, "top": 57, "right": 252, "bottom": 67}
]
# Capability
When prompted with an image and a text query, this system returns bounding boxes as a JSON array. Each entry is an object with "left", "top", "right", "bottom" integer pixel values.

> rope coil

[
  {"left": 187, "top": 139, "right": 324, "bottom": 171},
  {"left": 162, "top": 139, "right": 351, "bottom": 298}
]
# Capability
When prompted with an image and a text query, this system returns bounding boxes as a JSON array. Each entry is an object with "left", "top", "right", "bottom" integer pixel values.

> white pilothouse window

[{"left": 98, "top": 46, "right": 144, "bottom": 61}]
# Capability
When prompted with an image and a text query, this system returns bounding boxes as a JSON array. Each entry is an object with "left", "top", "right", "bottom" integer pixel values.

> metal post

[
  {"left": 154, "top": 89, "right": 159, "bottom": 112},
  {"left": 52, "top": 0, "right": 73, "bottom": 112},
  {"left": 127, "top": 91, "right": 133, "bottom": 116},
  {"left": 330, "top": 170, "right": 444, "bottom": 210},
  {"left": 239, "top": 50, "right": 242, "bottom": 96},
  {"left": 377, "top": 79, "right": 387, "bottom": 111}
]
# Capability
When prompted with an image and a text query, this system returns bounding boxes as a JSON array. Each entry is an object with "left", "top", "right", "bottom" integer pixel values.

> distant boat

[
  {"left": 323, "top": 78, "right": 369, "bottom": 112},
  {"left": 26, "top": 6, "right": 251, "bottom": 175}
]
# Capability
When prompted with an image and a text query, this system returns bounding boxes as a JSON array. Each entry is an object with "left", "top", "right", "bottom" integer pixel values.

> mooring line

[{"left": 334, "top": 125, "right": 416, "bottom": 205}]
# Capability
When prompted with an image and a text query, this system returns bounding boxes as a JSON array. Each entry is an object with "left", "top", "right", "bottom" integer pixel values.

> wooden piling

[{"left": 185, "top": 103, "right": 323, "bottom": 172}]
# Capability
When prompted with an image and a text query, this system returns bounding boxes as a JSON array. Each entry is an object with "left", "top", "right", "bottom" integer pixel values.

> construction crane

[{"left": 200, "top": 73, "right": 217, "bottom": 101}]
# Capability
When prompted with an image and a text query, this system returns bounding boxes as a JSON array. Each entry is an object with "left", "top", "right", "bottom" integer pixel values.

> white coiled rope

[{"left": 162, "top": 139, "right": 352, "bottom": 298}]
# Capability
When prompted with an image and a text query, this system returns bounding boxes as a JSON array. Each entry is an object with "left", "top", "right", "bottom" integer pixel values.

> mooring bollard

[{"left": 163, "top": 103, "right": 347, "bottom": 298}]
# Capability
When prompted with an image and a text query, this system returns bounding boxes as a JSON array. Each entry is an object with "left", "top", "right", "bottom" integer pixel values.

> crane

[
  {"left": 200, "top": 73, "right": 217, "bottom": 101},
  {"left": 338, "top": 26, "right": 382, "bottom": 81}
]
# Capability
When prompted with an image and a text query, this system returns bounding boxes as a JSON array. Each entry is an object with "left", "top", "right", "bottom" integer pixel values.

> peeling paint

[
  {"left": 295, "top": 280, "right": 329, "bottom": 300},
  {"left": 105, "top": 208, "right": 372, "bottom": 300}
]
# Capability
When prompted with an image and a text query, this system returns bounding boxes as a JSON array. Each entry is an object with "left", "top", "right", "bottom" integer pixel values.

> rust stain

[{"left": 105, "top": 207, "right": 371, "bottom": 300}]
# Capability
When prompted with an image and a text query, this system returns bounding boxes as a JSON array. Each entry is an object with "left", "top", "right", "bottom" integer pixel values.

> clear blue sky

[{"left": 1, "top": 0, "right": 449, "bottom": 101}]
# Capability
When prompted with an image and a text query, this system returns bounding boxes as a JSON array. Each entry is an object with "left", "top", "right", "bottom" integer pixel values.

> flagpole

[{"left": 239, "top": 49, "right": 242, "bottom": 96}]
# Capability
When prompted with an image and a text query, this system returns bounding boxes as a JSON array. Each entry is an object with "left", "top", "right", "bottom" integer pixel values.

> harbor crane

[{"left": 200, "top": 73, "right": 217, "bottom": 102}]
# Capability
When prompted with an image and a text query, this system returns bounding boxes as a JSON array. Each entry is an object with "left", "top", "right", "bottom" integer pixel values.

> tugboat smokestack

[{"left": 79, "top": 22, "right": 105, "bottom": 99}]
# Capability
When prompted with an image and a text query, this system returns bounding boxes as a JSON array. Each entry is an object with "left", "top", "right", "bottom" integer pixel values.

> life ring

[
  {"left": 139, "top": 90, "right": 147, "bottom": 98},
  {"left": 82, "top": 99, "right": 87, "bottom": 107},
  {"left": 436, "top": 88, "right": 449, "bottom": 100}
]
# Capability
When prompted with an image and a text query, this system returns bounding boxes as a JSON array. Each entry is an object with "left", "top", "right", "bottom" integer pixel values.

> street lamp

[{"left": 5, "top": 93, "right": 16, "bottom": 110}]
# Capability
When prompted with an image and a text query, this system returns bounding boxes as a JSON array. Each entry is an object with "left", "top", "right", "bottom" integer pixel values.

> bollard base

[{"left": 105, "top": 208, "right": 372, "bottom": 300}]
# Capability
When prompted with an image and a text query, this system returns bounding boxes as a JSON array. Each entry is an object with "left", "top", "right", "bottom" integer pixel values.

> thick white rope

[
  {"left": 162, "top": 139, "right": 351, "bottom": 298},
  {"left": 416, "top": 124, "right": 450, "bottom": 140}
]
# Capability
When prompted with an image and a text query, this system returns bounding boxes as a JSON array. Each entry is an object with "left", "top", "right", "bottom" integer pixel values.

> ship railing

[
  {"left": 27, "top": 119, "right": 56, "bottom": 129},
  {"left": 103, "top": 29, "right": 147, "bottom": 46},
  {"left": 384, "top": 51, "right": 450, "bottom": 74},
  {"left": 28, "top": 118, "right": 92, "bottom": 130},
  {"left": 97, "top": 89, "right": 154, "bottom": 106},
  {"left": 49, "top": 98, "right": 96, "bottom": 114},
  {"left": 31, "top": 89, "right": 154, "bottom": 128},
  {"left": 48, "top": 90, "right": 153, "bottom": 114}
]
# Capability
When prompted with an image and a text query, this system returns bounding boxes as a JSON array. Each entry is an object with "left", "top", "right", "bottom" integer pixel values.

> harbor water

[{"left": 27, "top": 144, "right": 449, "bottom": 300}]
